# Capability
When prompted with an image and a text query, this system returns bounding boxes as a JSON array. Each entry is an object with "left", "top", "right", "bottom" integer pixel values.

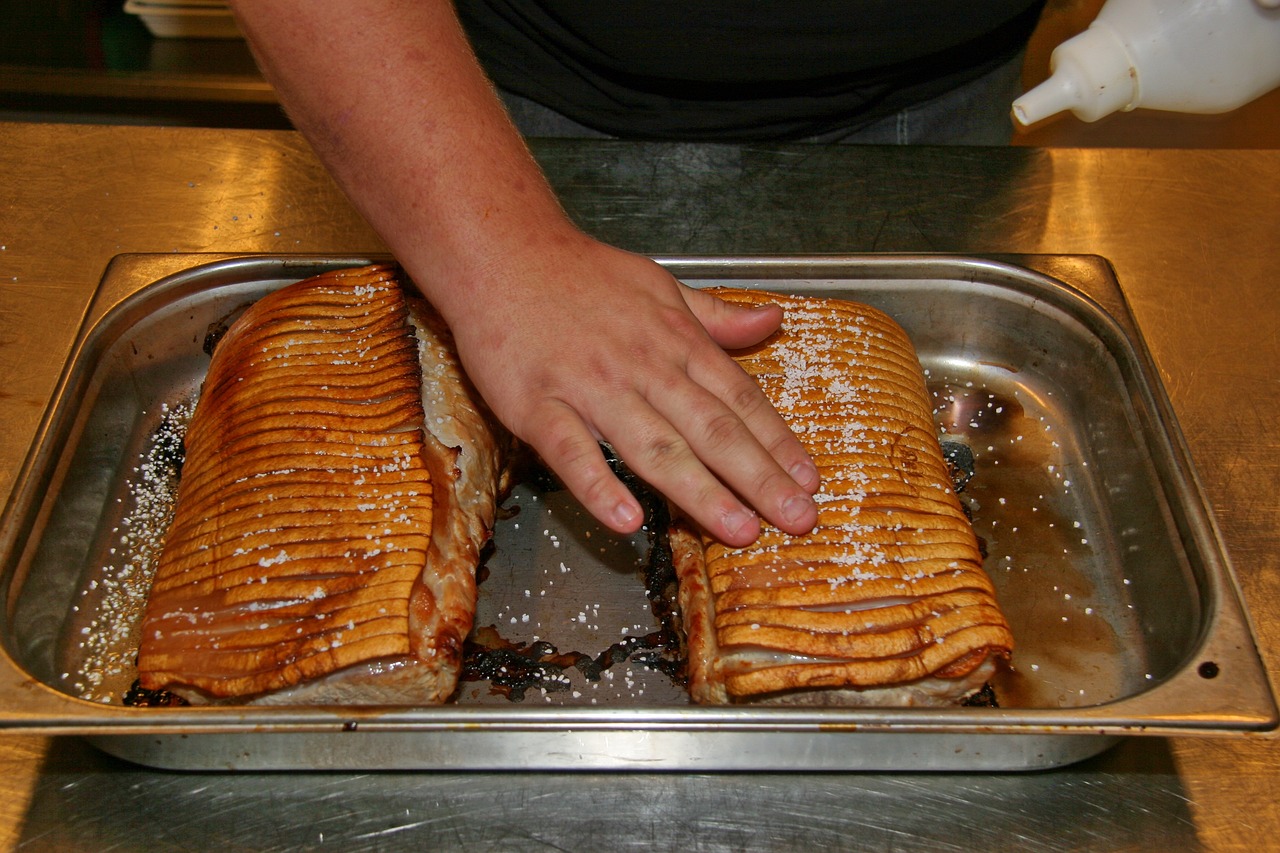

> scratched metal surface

[{"left": 0, "top": 124, "right": 1276, "bottom": 848}]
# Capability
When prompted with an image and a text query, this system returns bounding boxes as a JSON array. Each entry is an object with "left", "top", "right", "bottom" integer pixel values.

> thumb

[{"left": 682, "top": 286, "right": 783, "bottom": 351}]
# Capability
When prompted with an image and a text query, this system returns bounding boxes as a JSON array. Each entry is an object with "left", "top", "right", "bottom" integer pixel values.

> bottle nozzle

[
  {"left": 1012, "top": 24, "right": 1138, "bottom": 125},
  {"left": 1012, "top": 73, "right": 1079, "bottom": 126}
]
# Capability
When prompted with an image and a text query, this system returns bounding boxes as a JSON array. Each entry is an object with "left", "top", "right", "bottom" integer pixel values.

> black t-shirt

[{"left": 456, "top": 1, "right": 1047, "bottom": 140}]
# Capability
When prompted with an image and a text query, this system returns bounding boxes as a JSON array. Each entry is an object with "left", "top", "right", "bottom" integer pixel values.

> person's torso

[{"left": 457, "top": 1, "right": 1046, "bottom": 139}]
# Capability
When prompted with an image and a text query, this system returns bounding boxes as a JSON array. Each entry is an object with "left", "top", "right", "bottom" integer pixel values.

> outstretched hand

[
  {"left": 433, "top": 230, "right": 819, "bottom": 547},
  {"left": 224, "top": 1, "right": 816, "bottom": 545}
]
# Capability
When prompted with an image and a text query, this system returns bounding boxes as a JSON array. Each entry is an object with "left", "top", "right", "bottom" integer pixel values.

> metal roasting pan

[{"left": 0, "top": 253, "right": 1272, "bottom": 772}]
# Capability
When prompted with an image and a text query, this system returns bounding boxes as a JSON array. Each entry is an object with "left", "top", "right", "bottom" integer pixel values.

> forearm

[
  {"left": 228, "top": 0, "right": 573, "bottom": 323},
  {"left": 227, "top": 0, "right": 820, "bottom": 545}
]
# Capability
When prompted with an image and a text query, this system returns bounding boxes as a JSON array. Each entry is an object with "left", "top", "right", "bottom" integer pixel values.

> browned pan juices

[{"left": 927, "top": 375, "right": 1139, "bottom": 709}]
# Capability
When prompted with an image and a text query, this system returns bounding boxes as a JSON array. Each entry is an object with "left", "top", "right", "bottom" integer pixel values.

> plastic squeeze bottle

[{"left": 1012, "top": 0, "right": 1280, "bottom": 124}]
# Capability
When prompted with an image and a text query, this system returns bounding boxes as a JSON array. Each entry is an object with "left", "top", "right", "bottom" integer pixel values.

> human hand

[
  {"left": 428, "top": 229, "right": 820, "bottom": 547},
  {"left": 227, "top": 0, "right": 816, "bottom": 546}
]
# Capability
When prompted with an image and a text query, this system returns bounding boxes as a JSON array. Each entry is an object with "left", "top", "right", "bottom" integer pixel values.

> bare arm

[{"left": 228, "top": 0, "right": 819, "bottom": 545}]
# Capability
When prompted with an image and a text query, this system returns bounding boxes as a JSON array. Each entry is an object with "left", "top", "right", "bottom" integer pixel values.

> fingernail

[
  {"left": 610, "top": 500, "right": 643, "bottom": 532},
  {"left": 781, "top": 493, "right": 815, "bottom": 529},
  {"left": 722, "top": 507, "right": 758, "bottom": 542},
  {"left": 789, "top": 458, "right": 821, "bottom": 492}
]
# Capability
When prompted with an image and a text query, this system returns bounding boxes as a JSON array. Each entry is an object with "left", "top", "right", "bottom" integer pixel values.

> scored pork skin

[
  {"left": 136, "top": 264, "right": 504, "bottom": 704},
  {"left": 674, "top": 288, "right": 1013, "bottom": 706}
]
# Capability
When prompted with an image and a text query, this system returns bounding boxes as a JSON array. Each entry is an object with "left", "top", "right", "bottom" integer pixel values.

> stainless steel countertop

[{"left": 0, "top": 122, "right": 1275, "bottom": 850}]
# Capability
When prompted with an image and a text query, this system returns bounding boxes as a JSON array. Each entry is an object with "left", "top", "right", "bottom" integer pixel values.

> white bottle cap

[{"left": 1012, "top": 24, "right": 1139, "bottom": 125}]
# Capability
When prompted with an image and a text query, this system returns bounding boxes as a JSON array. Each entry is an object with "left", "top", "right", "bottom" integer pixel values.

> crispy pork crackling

[
  {"left": 135, "top": 264, "right": 508, "bottom": 704},
  {"left": 672, "top": 288, "right": 1013, "bottom": 705}
]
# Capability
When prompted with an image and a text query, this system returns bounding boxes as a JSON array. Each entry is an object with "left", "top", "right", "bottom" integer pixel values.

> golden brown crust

[
  {"left": 138, "top": 264, "right": 431, "bottom": 698},
  {"left": 676, "top": 288, "right": 1013, "bottom": 705},
  {"left": 136, "top": 264, "right": 505, "bottom": 704}
]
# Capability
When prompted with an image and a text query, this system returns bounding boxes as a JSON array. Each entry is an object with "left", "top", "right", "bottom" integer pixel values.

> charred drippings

[
  {"left": 203, "top": 318, "right": 231, "bottom": 357},
  {"left": 960, "top": 682, "right": 1000, "bottom": 708},
  {"left": 462, "top": 617, "right": 684, "bottom": 703},
  {"left": 940, "top": 438, "right": 975, "bottom": 493},
  {"left": 461, "top": 626, "right": 587, "bottom": 701},
  {"left": 461, "top": 449, "right": 687, "bottom": 700},
  {"left": 632, "top": 506, "right": 687, "bottom": 683},
  {"left": 202, "top": 301, "right": 253, "bottom": 356},
  {"left": 941, "top": 438, "right": 986, "bottom": 558},
  {"left": 122, "top": 679, "right": 189, "bottom": 707}
]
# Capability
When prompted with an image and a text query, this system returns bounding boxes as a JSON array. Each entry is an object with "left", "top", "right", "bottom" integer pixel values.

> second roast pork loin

[{"left": 672, "top": 288, "right": 1013, "bottom": 706}]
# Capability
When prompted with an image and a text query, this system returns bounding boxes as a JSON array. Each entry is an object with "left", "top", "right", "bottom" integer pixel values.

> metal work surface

[{"left": 0, "top": 123, "right": 1276, "bottom": 846}]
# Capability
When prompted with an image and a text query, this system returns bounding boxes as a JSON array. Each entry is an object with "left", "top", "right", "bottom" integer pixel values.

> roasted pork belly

[
  {"left": 135, "top": 264, "right": 506, "bottom": 704},
  {"left": 673, "top": 288, "right": 1013, "bottom": 705}
]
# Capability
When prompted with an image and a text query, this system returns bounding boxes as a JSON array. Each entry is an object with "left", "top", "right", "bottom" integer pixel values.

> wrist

[{"left": 398, "top": 198, "right": 588, "bottom": 326}]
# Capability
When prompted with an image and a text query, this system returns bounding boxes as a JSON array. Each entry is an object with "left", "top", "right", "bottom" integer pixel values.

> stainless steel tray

[{"left": 0, "top": 253, "right": 1272, "bottom": 772}]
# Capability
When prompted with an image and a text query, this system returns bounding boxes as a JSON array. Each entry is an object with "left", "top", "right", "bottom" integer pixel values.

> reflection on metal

[{"left": 1, "top": 123, "right": 1278, "bottom": 848}]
